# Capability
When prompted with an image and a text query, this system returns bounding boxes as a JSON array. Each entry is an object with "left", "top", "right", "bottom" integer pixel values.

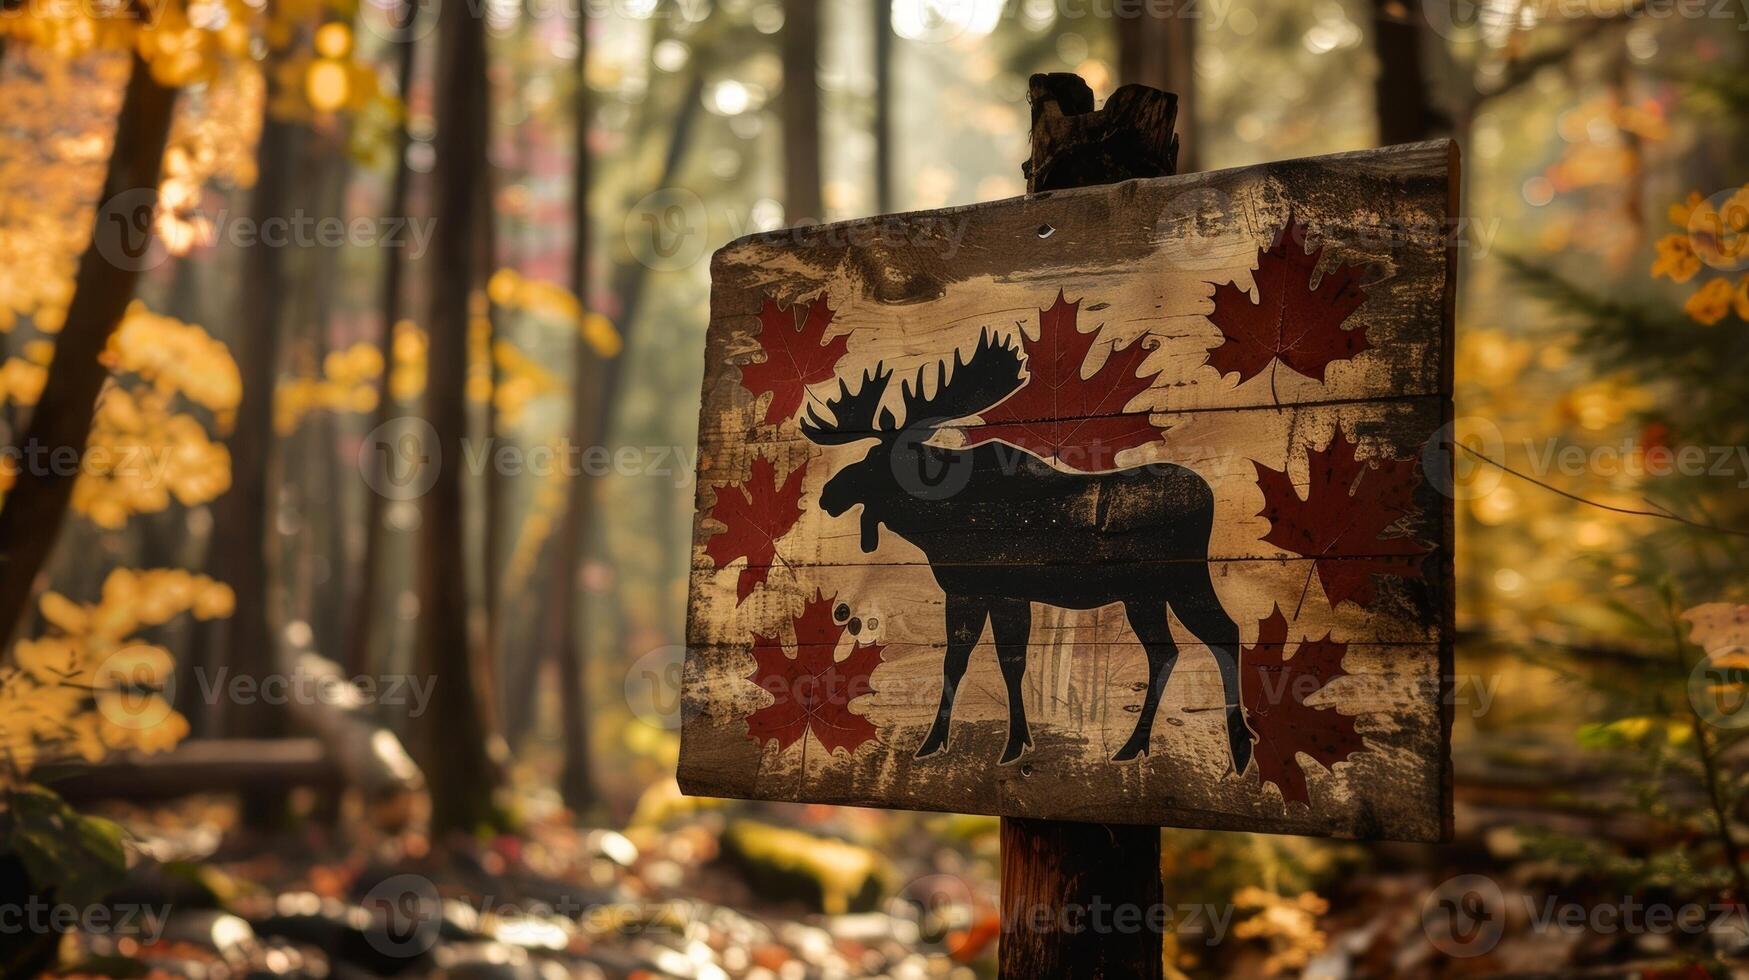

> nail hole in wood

[{"left": 1036, "top": 224, "right": 1054, "bottom": 238}]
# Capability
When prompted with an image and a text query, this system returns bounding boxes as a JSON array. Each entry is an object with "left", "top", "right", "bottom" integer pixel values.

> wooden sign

[{"left": 681, "top": 140, "right": 1457, "bottom": 843}]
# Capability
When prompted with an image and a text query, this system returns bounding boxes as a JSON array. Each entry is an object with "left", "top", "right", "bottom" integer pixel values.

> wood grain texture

[
  {"left": 682, "top": 141, "right": 1457, "bottom": 842},
  {"left": 1000, "top": 818, "right": 1164, "bottom": 979}
]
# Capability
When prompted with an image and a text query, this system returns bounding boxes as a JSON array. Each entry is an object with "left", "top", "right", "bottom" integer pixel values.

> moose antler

[
  {"left": 899, "top": 328, "right": 1024, "bottom": 429},
  {"left": 800, "top": 329, "right": 1024, "bottom": 445},
  {"left": 800, "top": 365, "right": 895, "bottom": 445}
]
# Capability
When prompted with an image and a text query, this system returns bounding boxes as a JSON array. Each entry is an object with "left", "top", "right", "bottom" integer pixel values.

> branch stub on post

[{"left": 1024, "top": 72, "right": 1180, "bottom": 193}]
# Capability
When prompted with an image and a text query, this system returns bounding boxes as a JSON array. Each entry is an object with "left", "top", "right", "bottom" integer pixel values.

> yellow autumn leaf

[
  {"left": 1668, "top": 190, "right": 1705, "bottom": 226},
  {"left": 1684, "top": 277, "right": 1735, "bottom": 326},
  {"left": 193, "top": 581, "right": 236, "bottom": 620},
  {"left": 105, "top": 303, "right": 243, "bottom": 413},
  {"left": 582, "top": 312, "right": 622, "bottom": 358},
  {"left": 66, "top": 714, "right": 110, "bottom": 763},
  {"left": 96, "top": 690, "right": 186, "bottom": 750},
  {"left": 1650, "top": 233, "right": 1701, "bottom": 284},
  {"left": 92, "top": 642, "right": 176, "bottom": 691},
  {"left": 0, "top": 676, "right": 86, "bottom": 740},
  {"left": 101, "top": 567, "right": 140, "bottom": 610},
  {"left": 14, "top": 637, "right": 88, "bottom": 686},
  {"left": 38, "top": 591, "right": 88, "bottom": 634}
]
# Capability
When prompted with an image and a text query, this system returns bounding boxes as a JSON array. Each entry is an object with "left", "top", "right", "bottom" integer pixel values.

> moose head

[{"left": 800, "top": 329, "right": 1024, "bottom": 554}]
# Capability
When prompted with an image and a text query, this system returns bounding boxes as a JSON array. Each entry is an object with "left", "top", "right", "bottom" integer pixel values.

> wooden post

[{"left": 998, "top": 72, "right": 1181, "bottom": 980}]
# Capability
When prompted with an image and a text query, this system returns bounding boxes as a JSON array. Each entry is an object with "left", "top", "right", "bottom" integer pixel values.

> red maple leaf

[
  {"left": 962, "top": 291, "right": 1166, "bottom": 470},
  {"left": 747, "top": 590, "right": 885, "bottom": 755},
  {"left": 1254, "top": 430, "right": 1430, "bottom": 610},
  {"left": 1205, "top": 214, "right": 1370, "bottom": 385},
  {"left": 702, "top": 454, "right": 806, "bottom": 604},
  {"left": 740, "top": 295, "right": 849, "bottom": 425},
  {"left": 1241, "top": 605, "right": 1364, "bottom": 806}
]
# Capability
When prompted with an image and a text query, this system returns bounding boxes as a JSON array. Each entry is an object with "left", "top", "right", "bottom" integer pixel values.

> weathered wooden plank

[
  {"left": 692, "top": 396, "right": 1447, "bottom": 571},
  {"left": 687, "top": 558, "right": 1447, "bottom": 650},
  {"left": 703, "top": 141, "right": 1456, "bottom": 425},
  {"left": 683, "top": 139, "right": 1456, "bottom": 842},
  {"left": 679, "top": 637, "right": 1444, "bottom": 840}
]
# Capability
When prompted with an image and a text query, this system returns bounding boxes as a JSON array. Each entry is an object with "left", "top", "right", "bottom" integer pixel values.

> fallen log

[{"left": 52, "top": 739, "right": 342, "bottom": 802}]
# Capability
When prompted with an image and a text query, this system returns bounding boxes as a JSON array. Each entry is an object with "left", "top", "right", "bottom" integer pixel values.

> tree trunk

[
  {"left": 306, "top": 131, "right": 353, "bottom": 651},
  {"left": 478, "top": 162, "right": 505, "bottom": 740},
  {"left": 872, "top": 0, "right": 892, "bottom": 213},
  {"left": 1118, "top": 4, "right": 1198, "bottom": 171},
  {"left": 415, "top": 0, "right": 503, "bottom": 835},
  {"left": 1371, "top": 0, "right": 1435, "bottom": 145},
  {"left": 202, "top": 89, "right": 308, "bottom": 825},
  {"left": 0, "top": 54, "right": 176, "bottom": 645},
  {"left": 781, "top": 0, "right": 821, "bottom": 222},
  {"left": 346, "top": 6, "right": 418, "bottom": 678},
  {"left": 554, "top": 15, "right": 597, "bottom": 813}
]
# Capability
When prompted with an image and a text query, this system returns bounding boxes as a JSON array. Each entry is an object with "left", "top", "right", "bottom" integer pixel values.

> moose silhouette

[{"left": 801, "top": 329, "right": 1254, "bottom": 773}]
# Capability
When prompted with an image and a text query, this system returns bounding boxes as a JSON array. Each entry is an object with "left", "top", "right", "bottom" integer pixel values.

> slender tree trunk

[
  {"left": 307, "top": 134, "right": 353, "bottom": 650},
  {"left": 476, "top": 163, "right": 506, "bottom": 744},
  {"left": 1371, "top": 0, "right": 1435, "bottom": 145},
  {"left": 555, "top": 15, "right": 596, "bottom": 812},
  {"left": 781, "top": 0, "right": 821, "bottom": 222},
  {"left": 204, "top": 92, "right": 307, "bottom": 827},
  {"left": 872, "top": 0, "right": 892, "bottom": 213},
  {"left": 347, "top": 8, "right": 418, "bottom": 678},
  {"left": 1118, "top": 2, "right": 1198, "bottom": 170},
  {"left": 415, "top": 0, "right": 502, "bottom": 835},
  {"left": 604, "top": 72, "right": 702, "bottom": 390},
  {"left": 0, "top": 54, "right": 177, "bottom": 644}
]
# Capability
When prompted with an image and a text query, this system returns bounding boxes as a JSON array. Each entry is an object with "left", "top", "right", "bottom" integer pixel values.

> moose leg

[
  {"left": 1170, "top": 569, "right": 1253, "bottom": 775},
  {"left": 988, "top": 598, "right": 1033, "bottom": 764},
  {"left": 916, "top": 593, "right": 987, "bottom": 759},
  {"left": 1115, "top": 599, "right": 1179, "bottom": 761}
]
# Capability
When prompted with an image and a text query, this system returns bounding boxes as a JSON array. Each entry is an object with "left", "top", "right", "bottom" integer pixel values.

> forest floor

[{"left": 37, "top": 776, "right": 1749, "bottom": 979}]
